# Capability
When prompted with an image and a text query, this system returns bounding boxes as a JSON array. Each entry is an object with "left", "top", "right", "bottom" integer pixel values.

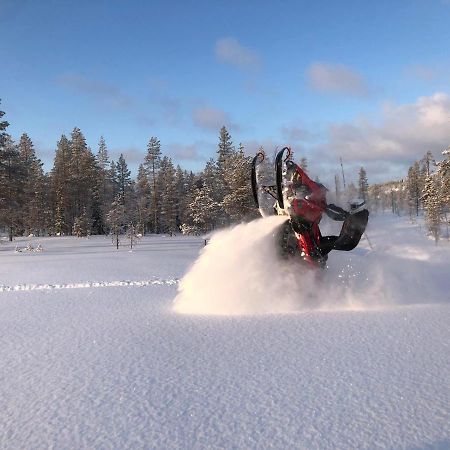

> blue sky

[{"left": 1, "top": 0, "right": 450, "bottom": 184}]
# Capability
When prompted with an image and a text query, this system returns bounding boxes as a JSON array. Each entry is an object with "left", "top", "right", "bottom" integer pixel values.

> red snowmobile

[{"left": 251, "top": 147, "right": 369, "bottom": 268}]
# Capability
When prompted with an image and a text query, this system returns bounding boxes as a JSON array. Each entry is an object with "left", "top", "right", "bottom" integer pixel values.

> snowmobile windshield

[{"left": 285, "top": 161, "right": 297, "bottom": 181}]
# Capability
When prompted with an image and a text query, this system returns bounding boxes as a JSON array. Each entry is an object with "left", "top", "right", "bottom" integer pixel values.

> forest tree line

[
  {"left": 366, "top": 149, "right": 450, "bottom": 241},
  {"left": 1, "top": 100, "right": 449, "bottom": 242},
  {"left": 0, "top": 102, "right": 257, "bottom": 240}
]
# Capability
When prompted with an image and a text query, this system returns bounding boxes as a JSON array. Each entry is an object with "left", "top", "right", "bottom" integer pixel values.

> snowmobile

[{"left": 251, "top": 147, "right": 369, "bottom": 269}]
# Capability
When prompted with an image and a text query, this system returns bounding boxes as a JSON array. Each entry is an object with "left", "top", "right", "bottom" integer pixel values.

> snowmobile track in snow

[{"left": 0, "top": 278, "right": 179, "bottom": 292}]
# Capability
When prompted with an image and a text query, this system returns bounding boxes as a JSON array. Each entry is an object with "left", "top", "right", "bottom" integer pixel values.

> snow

[{"left": 1, "top": 215, "right": 449, "bottom": 450}]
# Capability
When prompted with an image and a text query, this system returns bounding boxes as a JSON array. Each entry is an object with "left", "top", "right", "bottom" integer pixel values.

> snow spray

[
  {"left": 172, "top": 216, "right": 365, "bottom": 315},
  {"left": 174, "top": 214, "right": 449, "bottom": 315}
]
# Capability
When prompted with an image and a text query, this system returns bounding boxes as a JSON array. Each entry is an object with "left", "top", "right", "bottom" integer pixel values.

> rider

[{"left": 282, "top": 160, "right": 368, "bottom": 257}]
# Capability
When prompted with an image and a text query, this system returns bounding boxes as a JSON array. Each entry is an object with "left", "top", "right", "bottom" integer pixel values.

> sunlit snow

[{"left": 0, "top": 214, "right": 449, "bottom": 450}]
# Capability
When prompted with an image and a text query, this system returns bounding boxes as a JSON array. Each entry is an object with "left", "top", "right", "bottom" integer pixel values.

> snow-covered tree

[
  {"left": 182, "top": 181, "right": 217, "bottom": 235},
  {"left": 0, "top": 135, "right": 24, "bottom": 240},
  {"left": 116, "top": 153, "right": 132, "bottom": 203},
  {"left": 145, "top": 137, "right": 162, "bottom": 233},
  {"left": 222, "top": 145, "right": 257, "bottom": 221},
  {"left": 217, "top": 126, "right": 234, "bottom": 176},
  {"left": 73, "top": 208, "right": 90, "bottom": 237},
  {"left": 0, "top": 100, "right": 8, "bottom": 148},
  {"left": 406, "top": 162, "right": 422, "bottom": 218},
  {"left": 420, "top": 151, "right": 435, "bottom": 177},
  {"left": 157, "top": 156, "right": 177, "bottom": 234},
  {"left": 96, "top": 136, "right": 109, "bottom": 170},
  {"left": 422, "top": 174, "right": 442, "bottom": 243},
  {"left": 18, "top": 133, "right": 48, "bottom": 235},
  {"left": 437, "top": 147, "right": 450, "bottom": 207},
  {"left": 51, "top": 135, "right": 72, "bottom": 234},
  {"left": 358, "top": 167, "right": 369, "bottom": 202},
  {"left": 135, "top": 164, "right": 151, "bottom": 234},
  {"left": 106, "top": 194, "right": 126, "bottom": 248},
  {"left": 96, "top": 136, "right": 114, "bottom": 223}
]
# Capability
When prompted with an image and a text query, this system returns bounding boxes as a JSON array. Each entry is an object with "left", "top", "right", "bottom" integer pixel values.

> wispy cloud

[
  {"left": 58, "top": 73, "right": 155, "bottom": 126},
  {"left": 156, "top": 96, "right": 183, "bottom": 126},
  {"left": 166, "top": 142, "right": 205, "bottom": 162},
  {"left": 405, "top": 64, "right": 438, "bottom": 82},
  {"left": 192, "top": 106, "right": 239, "bottom": 132},
  {"left": 280, "top": 125, "right": 315, "bottom": 143},
  {"left": 306, "top": 62, "right": 370, "bottom": 97},
  {"left": 215, "top": 37, "right": 261, "bottom": 71},
  {"left": 110, "top": 146, "right": 144, "bottom": 165},
  {"left": 58, "top": 74, "right": 134, "bottom": 108}
]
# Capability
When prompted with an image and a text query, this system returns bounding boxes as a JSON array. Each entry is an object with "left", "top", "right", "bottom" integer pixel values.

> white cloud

[
  {"left": 306, "top": 62, "right": 369, "bottom": 97},
  {"left": 215, "top": 37, "right": 261, "bottom": 71},
  {"left": 312, "top": 92, "right": 450, "bottom": 182}
]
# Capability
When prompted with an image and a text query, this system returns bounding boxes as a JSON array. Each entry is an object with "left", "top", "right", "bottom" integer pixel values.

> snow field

[{"left": 0, "top": 215, "right": 449, "bottom": 449}]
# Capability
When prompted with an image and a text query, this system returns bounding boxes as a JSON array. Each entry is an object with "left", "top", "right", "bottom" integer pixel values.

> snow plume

[{"left": 173, "top": 216, "right": 372, "bottom": 316}]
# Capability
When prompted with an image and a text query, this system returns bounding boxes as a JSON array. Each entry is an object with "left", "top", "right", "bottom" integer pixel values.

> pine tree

[
  {"left": 420, "top": 151, "right": 435, "bottom": 177},
  {"left": 436, "top": 146, "right": 450, "bottom": 237},
  {"left": 182, "top": 181, "right": 217, "bottom": 235},
  {"left": 145, "top": 137, "right": 162, "bottom": 233},
  {"left": 0, "top": 135, "right": 24, "bottom": 240},
  {"left": 215, "top": 127, "right": 236, "bottom": 225},
  {"left": 173, "top": 165, "right": 185, "bottom": 231},
  {"left": 437, "top": 147, "right": 450, "bottom": 207},
  {"left": 18, "top": 133, "right": 47, "bottom": 234},
  {"left": 222, "top": 145, "right": 257, "bottom": 221},
  {"left": 90, "top": 181, "right": 104, "bottom": 235},
  {"left": 369, "top": 184, "right": 381, "bottom": 213},
  {"left": 73, "top": 207, "right": 90, "bottom": 237},
  {"left": 116, "top": 153, "right": 132, "bottom": 203},
  {"left": 97, "top": 136, "right": 109, "bottom": 170},
  {"left": 358, "top": 167, "right": 369, "bottom": 202},
  {"left": 0, "top": 100, "right": 8, "bottom": 149},
  {"left": 157, "top": 156, "right": 177, "bottom": 234},
  {"left": 217, "top": 126, "right": 234, "bottom": 175},
  {"left": 407, "top": 162, "right": 421, "bottom": 218},
  {"left": 179, "top": 170, "right": 197, "bottom": 228},
  {"left": 96, "top": 136, "right": 114, "bottom": 223},
  {"left": 422, "top": 174, "right": 441, "bottom": 243},
  {"left": 135, "top": 164, "right": 151, "bottom": 234},
  {"left": 106, "top": 194, "right": 126, "bottom": 248},
  {"left": 109, "top": 160, "right": 119, "bottom": 199},
  {"left": 51, "top": 135, "right": 72, "bottom": 234}
]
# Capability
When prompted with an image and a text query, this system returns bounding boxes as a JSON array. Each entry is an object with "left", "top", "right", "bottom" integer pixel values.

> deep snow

[{"left": 0, "top": 214, "right": 449, "bottom": 450}]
